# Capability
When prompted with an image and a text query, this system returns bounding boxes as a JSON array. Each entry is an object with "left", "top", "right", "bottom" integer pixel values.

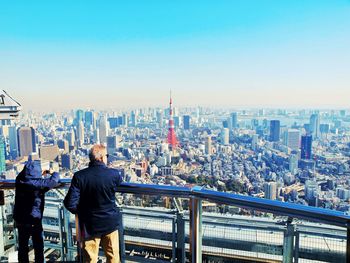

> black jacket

[
  {"left": 14, "top": 160, "right": 60, "bottom": 224},
  {"left": 64, "top": 161, "right": 123, "bottom": 237}
]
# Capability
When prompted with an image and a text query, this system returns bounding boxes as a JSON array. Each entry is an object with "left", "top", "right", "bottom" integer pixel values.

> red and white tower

[{"left": 167, "top": 91, "right": 178, "bottom": 149}]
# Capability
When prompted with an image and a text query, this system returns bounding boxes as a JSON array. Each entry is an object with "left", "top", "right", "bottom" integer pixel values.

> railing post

[
  {"left": 0, "top": 206, "right": 4, "bottom": 256},
  {"left": 189, "top": 196, "right": 202, "bottom": 263},
  {"left": 347, "top": 225, "right": 350, "bottom": 263},
  {"left": 283, "top": 217, "right": 295, "bottom": 263},
  {"left": 176, "top": 212, "right": 185, "bottom": 263},
  {"left": 118, "top": 207, "right": 126, "bottom": 263},
  {"left": 294, "top": 231, "right": 300, "bottom": 263},
  {"left": 58, "top": 205, "right": 69, "bottom": 262}
]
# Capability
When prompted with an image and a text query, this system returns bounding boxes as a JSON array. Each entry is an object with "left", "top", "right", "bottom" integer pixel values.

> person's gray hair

[{"left": 89, "top": 144, "right": 107, "bottom": 162}]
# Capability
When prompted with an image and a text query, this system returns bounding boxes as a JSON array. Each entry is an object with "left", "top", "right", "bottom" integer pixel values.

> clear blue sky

[{"left": 0, "top": 1, "right": 349, "bottom": 110}]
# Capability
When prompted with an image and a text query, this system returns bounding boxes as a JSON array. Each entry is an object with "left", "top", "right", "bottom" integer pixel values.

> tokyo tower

[{"left": 167, "top": 91, "right": 178, "bottom": 149}]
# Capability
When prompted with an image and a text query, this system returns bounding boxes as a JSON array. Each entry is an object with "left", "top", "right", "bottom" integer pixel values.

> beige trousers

[{"left": 82, "top": 230, "right": 120, "bottom": 263}]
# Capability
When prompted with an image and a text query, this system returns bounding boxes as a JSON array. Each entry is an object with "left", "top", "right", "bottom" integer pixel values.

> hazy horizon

[{"left": 1, "top": 1, "right": 349, "bottom": 110}]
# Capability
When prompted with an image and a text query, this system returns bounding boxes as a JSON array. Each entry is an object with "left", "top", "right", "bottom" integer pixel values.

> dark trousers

[{"left": 17, "top": 221, "right": 44, "bottom": 263}]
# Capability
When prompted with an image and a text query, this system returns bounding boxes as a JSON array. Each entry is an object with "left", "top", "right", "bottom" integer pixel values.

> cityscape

[{"left": 2, "top": 90, "right": 350, "bottom": 212}]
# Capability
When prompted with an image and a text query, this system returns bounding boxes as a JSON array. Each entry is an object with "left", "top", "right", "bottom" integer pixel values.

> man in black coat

[
  {"left": 64, "top": 144, "right": 123, "bottom": 263},
  {"left": 14, "top": 160, "right": 60, "bottom": 263}
]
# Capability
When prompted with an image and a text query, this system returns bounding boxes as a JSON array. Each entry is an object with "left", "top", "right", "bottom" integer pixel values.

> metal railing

[{"left": 1, "top": 178, "right": 350, "bottom": 263}]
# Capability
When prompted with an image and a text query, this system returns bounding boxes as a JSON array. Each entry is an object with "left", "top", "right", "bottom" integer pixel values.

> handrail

[{"left": 1, "top": 179, "right": 350, "bottom": 228}]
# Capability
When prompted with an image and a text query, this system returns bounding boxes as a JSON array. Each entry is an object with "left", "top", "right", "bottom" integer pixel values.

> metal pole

[
  {"left": 283, "top": 217, "right": 295, "bottom": 263},
  {"left": 189, "top": 197, "right": 202, "bottom": 263},
  {"left": 176, "top": 212, "right": 185, "bottom": 263},
  {"left": 171, "top": 217, "right": 176, "bottom": 262},
  {"left": 118, "top": 207, "right": 126, "bottom": 263},
  {"left": 347, "top": 226, "right": 350, "bottom": 263},
  {"left": 58, "top": 205, "right": 68, "bottom": 262},
  {"left": 0, "top": 206, "right": 4, "bottom": 256},
  {"left": 294, "top": 231, "right": 300, "bottom": 263}
]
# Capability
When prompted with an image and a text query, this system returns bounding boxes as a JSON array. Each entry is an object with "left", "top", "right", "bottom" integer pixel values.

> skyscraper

[
  {"left": 283, "top": 129, "right": 300, "bottom": 151},
  {"left": 309, "top": 114, "right": 320, "bottom": 139},
  {"left": 131, "top": 110, "right": 137, "bottom": 127},
  {"left": 84, "top": 110, "right": 94, "bottom": 127},
  {"left": 251, "top": 134, "right": 259, "bottom": 150},
  {"left": 183, "top": 115, "right": 190, "bottom": 130},
  {"left": 39, "top": 144, "right": 59, "bottom": 161},
  {"left": 205, "top": 135, "right": 212, "bottom": 155},
  {"left": 122, "top": 114, "right": 128, "bottom": 127},
  {"left": 269, "top": 120, "right": 280, "bottom": 142},
  {"left": 67, "top": 128, "right": 75, "bottom": 148},
  {"left": 167, "top": 92, "right": 179, "bottom": 150},
  {"left": 221, "top": 128, "right": 229, "bottom": 145},
  {"left": 76, "top": 121, "right": 85, "bottom": 147},
  {"left": 156, "top": 110, "right": 163, "bottom": 128},
  {"left": 301, "top": 134, "right": 312, "bottom": 160},
  {"left": 8, "top": 126, "right": 18, "bottom": 159},
  {"left": 99, "top": 116, "right": 108, "bottom": 145},
  {"left": 57, "top": 139, "right": 69, "bottom": 153},
  {"left": 264, "top": 182, "right": 277, "bottom": 200},
  {"left": 231, "top": 112, "right": 238, "bottom": 128},
  {"left": 62, "top": 153, "right": 73, "bottom": 170},
  {"left": 17, "top": 127, "right": 36, "bottom": 157},
  {"left": 289, "top": 152, "right": 299, "bottom": 175},
  {"left": 75, "top": 109, "right": 84, "bottom": 123},
  {"left": 107, "top": 135, "right": 118, "bottom": 155}
]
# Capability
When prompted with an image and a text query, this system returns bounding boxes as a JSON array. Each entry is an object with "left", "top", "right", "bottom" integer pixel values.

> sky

[{"left": 0, "top": 1, "right": 349, "bottom": 110}]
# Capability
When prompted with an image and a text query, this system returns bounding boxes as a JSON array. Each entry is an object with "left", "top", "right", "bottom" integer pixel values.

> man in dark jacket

[
  {"left": 14, "top": 160, "right": 60, "bottom": 263},
  {"left": 64, "top": 144, "right": 123, "bottom": 263}
]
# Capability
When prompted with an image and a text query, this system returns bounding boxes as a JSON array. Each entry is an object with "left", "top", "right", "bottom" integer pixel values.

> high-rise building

[
  {"left": 39, "top": 144, "right": 59, "bottom": 161},
  {"left": 62, "top": 153, "right": 73, "bottom": 170},
  {"left": 301, "top": 134, "right": 312, "bottom": 160},
  {"left": 76, "top": 121, "right": 85, "bottom": 147},
  {"left": 231, "top": 112, "right": 238, "bottom": 128},
  {"left": 183, "top": 115, "right": 190, "bottom": 130},
  {"left": 75, "top": 109, "right": 84, "bottom": 123},
  {"left": 289, "top": 152, "right": 299, "bottom": 175},
  {"left": 108, "top": 117, "right": 119, "bottom": 129},
  {"left": 8, "top": 126, "right": 18, "bottom": 159},
  {"left": 205, "top": 135, "right": 212, "bottom": 155},
  {"left": 156, "top": 110, "right": 163, "bottom": 128},
  {"left": 0, "top": 136, "right": 6, "bottom": 173},
  {"left": 309, "top": 114, "right": 320, "bottom": 139},
  {"left": 305, "top": 180, "right": 319, "bottom": 204},
  {"left": 283, "top": 129, "right": 300, "bottom": 150},
  {"left": 264, "top": 182, "right": 277, "bottom": 200},
  {"left": 251, "top": 134, "right": 259, "bottom": 150},
  {"left": 269, "top": 120, "right": 280, "bottom": 142},
  {"left": 107, "top": 135, "right": 118, "bottom": 155},
  {"left": 122, "top": 113, "right": 128, "bottom": 127},
  {"left": 167, "top": 92, "right": 179, "bottom": 150},
  {"left": 67, "top": 128, "right": 75, "bottom": 148},
  {"left": 17, "top": 127, "right": 36, "bottom": 157},
  {"left": 221, "top": 128, "right": 229, "bottom": 145},
  {"left": 93, "top": 129, "right": 100, "bottom": 144},
  {"left": 57, "top": 139, "right": 69, "bottom": 153},
  {"left": 131, "top": 111, "right": 138, "bottom": 127},
  {"left": 84, "top": 111, "right": 94, "bottom": 127},
  {"left": 99, "top": 116, "right": 108, "bottom": 144}
]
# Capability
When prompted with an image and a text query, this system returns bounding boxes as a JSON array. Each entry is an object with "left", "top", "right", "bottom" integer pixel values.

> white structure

[
  {"left": 221, "top": 128, "right": 229, "bottom": 145},
  {"left": 99, "top": 116, "right": 108, "bottom": 145}
]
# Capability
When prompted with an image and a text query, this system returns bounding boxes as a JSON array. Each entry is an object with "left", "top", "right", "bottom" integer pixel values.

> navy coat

[
  {"left": 13, "top": 160, "right": 60, "bottom": 224},
  {"left": 64, "top": 161, "right": 123, "bottom": 237}
]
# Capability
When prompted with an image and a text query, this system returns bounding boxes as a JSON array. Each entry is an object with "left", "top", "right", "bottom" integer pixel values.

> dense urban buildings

[{"left": 0, "top": 102, "right": 349, "bottom": 213}]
